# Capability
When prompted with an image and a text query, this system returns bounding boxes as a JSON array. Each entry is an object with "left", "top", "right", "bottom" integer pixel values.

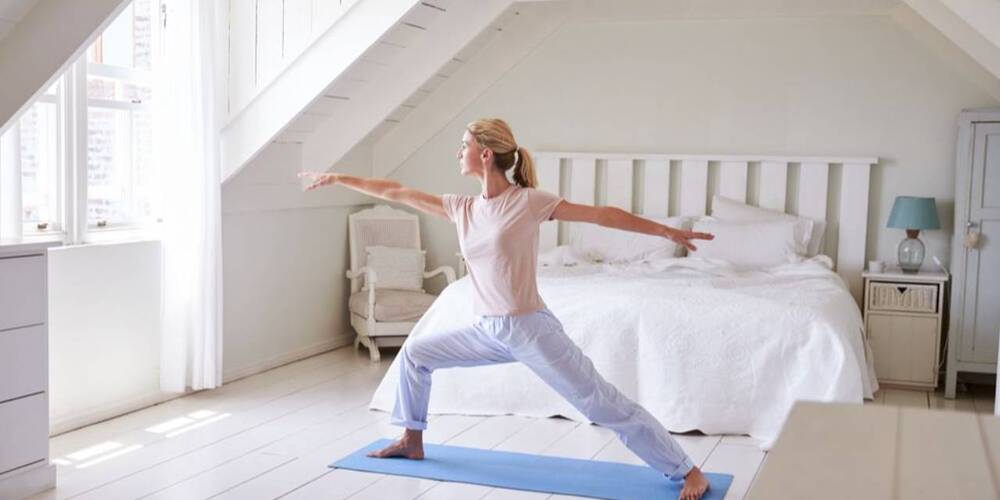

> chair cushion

[
  {"left": 363, "top": 246, "right": 426, "bottom": 292},
  {"left": 350, "top": 289, "right": 438, "bottom": 322}
]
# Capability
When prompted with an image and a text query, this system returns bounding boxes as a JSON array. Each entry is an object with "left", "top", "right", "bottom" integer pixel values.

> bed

[{"left": 368, "top": 152, "right": 881, "bottom": 449}]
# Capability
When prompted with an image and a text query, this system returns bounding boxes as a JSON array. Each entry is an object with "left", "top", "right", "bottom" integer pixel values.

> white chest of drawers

[{"left": 0, "top": 240, "right": 58, "bottom": 499}]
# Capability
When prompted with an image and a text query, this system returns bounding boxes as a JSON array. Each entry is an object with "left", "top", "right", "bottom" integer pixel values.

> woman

[{"left": 299, "top": 118, "right": 714, "bottom": 499}]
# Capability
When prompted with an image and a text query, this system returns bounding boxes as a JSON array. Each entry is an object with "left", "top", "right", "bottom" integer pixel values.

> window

[
  {"left": 19, "top": 84, "right": 61, "bottom": 232},
  {"left": 86, "top": 0, "right": 159, "bottom": 229},
  {"left": 1, "top": 0, "right": 160, "bottom": 243}
]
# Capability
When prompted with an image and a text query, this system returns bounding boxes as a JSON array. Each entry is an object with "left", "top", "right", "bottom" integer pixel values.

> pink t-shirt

[{"left": 442, "top": 184, "right": 564, "bottom": 316}]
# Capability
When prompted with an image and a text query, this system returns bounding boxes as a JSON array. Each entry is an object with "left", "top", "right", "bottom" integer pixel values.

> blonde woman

[{"left": 299, "top": 119, "right": 714, "bottom": 499}]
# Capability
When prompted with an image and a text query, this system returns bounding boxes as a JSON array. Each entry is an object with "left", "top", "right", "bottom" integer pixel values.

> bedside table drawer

[{"left": 867, "top": 281, "right": 937, "bottom": 314}]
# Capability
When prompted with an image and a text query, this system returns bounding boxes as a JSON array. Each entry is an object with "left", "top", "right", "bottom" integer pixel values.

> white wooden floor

[{"left": 29, "top": 346, "right": 996, "bottom": 500}]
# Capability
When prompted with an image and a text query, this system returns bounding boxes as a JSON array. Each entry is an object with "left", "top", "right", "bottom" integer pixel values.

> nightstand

[{"left": 862, "top": 267, "right": 949, "bottom": 390}]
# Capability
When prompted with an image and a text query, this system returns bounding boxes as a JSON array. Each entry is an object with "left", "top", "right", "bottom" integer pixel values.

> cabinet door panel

[
  {"left": 869, "top": 314, "right": 938, "bottom": 384},
  {"left": 960, "top": 123, "right": 1000, "bottom": 364}
]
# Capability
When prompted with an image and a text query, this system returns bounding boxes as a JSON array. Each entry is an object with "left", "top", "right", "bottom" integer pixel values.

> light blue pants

[{"left": 390, "top": 307, "right": 695, "bottom": 480}]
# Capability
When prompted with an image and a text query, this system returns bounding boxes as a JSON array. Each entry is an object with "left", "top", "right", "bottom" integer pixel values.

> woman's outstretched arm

[
  {"left": 550, "top": 201, "right": 713, "bottom": 251},
  {"left": 298, "top": 171, "right": 448, "bottom": 220}
]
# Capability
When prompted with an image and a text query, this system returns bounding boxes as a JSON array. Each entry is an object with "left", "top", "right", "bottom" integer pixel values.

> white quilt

[{"left": 368, "top": 256, "right": 878, "bottom": 449}]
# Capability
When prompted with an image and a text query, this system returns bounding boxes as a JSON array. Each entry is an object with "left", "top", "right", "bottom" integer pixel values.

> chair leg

[
  {"left": 353, "top": 334, "right": 361, "bottom": 351},
  {"left": 368, "top": 338, "right": 381, "bottom": 363}
]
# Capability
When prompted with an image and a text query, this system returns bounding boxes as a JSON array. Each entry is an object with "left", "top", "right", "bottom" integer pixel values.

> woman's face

[{"left": 457, "top": 130, "right": 489, "bottom": 177}]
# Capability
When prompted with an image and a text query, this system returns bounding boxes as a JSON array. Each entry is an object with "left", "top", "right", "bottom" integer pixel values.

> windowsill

[
  {"left": 1, "top": 232, "right": 66, "bottom": 246},
  {"left": 0, "top": 234, "right": 64, "bottom": 254},
  {"left": 4, "top": 227, "right": 164, "bottom": 250}
]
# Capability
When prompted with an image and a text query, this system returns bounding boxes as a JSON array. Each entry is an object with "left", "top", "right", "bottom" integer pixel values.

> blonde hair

[{"left": 466, "top": 118, "right": 537, "bottom": 188}]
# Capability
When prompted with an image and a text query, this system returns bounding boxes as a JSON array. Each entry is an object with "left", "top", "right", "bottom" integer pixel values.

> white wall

[
  {"left": 221, "top": 206, "right": 357, "bottom": 378},
  {"left": 219, "top": 137, "right": 378, "bottom": 380},
  {"left": 388, "top": 12, "right": 1000, "bottom": 276},
  {"left": 48, "top": 240, "right": 163, "bottom": 434}
]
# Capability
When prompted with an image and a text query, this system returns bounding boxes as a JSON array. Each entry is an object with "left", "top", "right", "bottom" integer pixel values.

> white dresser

[{"left": 0, "top": 240, "right": 58, "bottom": 499}]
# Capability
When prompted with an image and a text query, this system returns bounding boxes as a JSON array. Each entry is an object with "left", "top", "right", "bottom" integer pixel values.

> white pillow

[
  {"left": 690, "top": 218, "right": 804, "bottom": 269},
  {"left": 569, "top": 216, "right": 690, "bottom": 263},
  {"left": 710, "top": 195, "right": 824, "bottom": 256},
  {"left": 363, "top": 246, "right": 425, "bottom": 292},
  {"left": 538, "top": 245, "right": 595, "bottom": 267}
]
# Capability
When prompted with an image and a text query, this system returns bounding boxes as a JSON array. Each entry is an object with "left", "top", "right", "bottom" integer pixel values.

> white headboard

[{"left": 534, "top": 152, "right": 878, "bottom": 303}]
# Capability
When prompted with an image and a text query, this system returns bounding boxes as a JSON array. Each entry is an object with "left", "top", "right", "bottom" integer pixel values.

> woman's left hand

[
  {"left": 298, "top": 171, "right": 339, "bottom": 191},
  {"left": 666, "top": 228, "right": 714, "bottom": 252}
]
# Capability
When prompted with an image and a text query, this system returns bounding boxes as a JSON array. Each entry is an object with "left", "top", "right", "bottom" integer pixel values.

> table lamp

[{"left": 887, "top": 196, "right": 940, "bottom": 273}]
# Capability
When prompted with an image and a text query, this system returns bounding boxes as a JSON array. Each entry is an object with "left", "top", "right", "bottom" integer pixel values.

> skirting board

[
  {"left": 0, "top": 462, "right": 56, "bottom": 500},
  {"left": 221, "top": 332, "right": 355, "bottom": 384},
  {"left": 50, "top": 333, "right": 354, "bottom": 436}
]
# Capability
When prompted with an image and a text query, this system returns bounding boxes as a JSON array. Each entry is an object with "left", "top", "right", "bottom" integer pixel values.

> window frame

[
  {"left": 1, "top": 0, "right": 162, "bottom": 245},
  {"left": 18, "top": 87, "right": 64, "bottom": 238}
]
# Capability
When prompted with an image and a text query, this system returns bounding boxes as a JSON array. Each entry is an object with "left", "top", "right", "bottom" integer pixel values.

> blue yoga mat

[{"left": 330, "top": 439, "right": 733, "bottom": 500}]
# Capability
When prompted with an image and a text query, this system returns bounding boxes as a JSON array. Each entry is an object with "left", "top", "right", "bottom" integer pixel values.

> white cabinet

[
  {"left": 947, "top": 110, "right": 1000, "bottom": 399},
  {"left": 0, "top": 241, "right": 57, "bottom": 499},
  {"left": 863, "top": 269, "right": 948, "bottom": 390}
]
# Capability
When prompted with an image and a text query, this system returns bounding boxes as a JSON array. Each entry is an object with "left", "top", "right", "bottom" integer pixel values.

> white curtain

[{"left": 154, "top": 0, "right": 224, "bottom": 393}]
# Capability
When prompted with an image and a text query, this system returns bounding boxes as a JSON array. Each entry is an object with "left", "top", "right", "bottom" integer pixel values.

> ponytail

[
  {"left": 512, "top": 146, "right": 537, "bottom": 188},
  {"left": 467, "top": 118, "right": 537, "bottom": 187}
]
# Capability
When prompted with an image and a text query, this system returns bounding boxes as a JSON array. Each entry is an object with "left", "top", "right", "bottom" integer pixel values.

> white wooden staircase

[{"left": 222, "top": 0, "right": 523, "bottom": 184}]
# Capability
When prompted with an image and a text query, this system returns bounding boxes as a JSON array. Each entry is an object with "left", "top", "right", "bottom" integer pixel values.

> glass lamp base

[{"left": 897, "top": 235, "right": 925, "bottom": 273}]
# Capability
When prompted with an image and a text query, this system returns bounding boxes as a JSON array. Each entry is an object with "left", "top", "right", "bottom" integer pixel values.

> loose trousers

[{"left": 390, "top": 307, "right": 695, "bottom": 480}]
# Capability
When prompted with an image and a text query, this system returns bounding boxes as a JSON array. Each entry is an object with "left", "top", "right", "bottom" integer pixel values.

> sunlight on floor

[{"left": 54, "top": 409, "right": 233, "bottom": 470}]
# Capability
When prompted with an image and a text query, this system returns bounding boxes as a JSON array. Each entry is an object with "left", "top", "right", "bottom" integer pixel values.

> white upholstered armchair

[{"left": 346, "top": 205, "right": 456, "bottom": 362}]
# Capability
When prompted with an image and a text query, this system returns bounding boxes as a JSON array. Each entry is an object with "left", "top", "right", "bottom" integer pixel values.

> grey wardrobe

[{"left": 945, "top": 109, "right": 1000, "bottom": 398}]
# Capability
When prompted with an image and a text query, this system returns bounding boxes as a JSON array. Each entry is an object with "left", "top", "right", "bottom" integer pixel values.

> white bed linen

[{"left": 368, "top": 256, "right": 878, "bottom": 449}]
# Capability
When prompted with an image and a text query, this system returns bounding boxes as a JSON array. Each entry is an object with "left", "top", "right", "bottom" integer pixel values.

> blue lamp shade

[{"left": 887, "top": 196, "right": 940, "bottom": 230}]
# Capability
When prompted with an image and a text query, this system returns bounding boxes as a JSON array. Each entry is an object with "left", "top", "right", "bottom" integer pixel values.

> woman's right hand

[{"left": 298, "top": 171, "right": 339, "bottom": 191}]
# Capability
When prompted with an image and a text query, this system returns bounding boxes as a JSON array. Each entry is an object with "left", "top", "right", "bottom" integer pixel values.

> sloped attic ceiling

[
  {"left": 0, "top": 0, "right": 129, "bottom": 132},
  {"left": 902, "top": 0, "right": 1000, "bottom": 83},
  {"left": 0, "top": 0, "right": 37, "bottom": 45}
]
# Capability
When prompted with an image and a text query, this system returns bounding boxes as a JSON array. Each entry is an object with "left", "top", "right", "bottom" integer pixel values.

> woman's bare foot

[
  {"left": 679, "top": 466, "right": 710, "bottom": 500},
  {"left": 367, "top": 429, "right": 424, "bottom": 459}
]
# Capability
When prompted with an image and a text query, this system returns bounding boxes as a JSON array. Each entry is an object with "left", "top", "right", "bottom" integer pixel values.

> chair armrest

[
  {"left": 345, "top": 266, "right": 378, "bottom": 286},
  {"left": 424, "top": 265, "right": 457, "bottom": 284}
]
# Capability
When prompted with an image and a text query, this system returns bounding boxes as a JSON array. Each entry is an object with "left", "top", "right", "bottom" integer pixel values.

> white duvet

[{"left": 369, "top": 256, "right": 878, "bottom": 449}]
